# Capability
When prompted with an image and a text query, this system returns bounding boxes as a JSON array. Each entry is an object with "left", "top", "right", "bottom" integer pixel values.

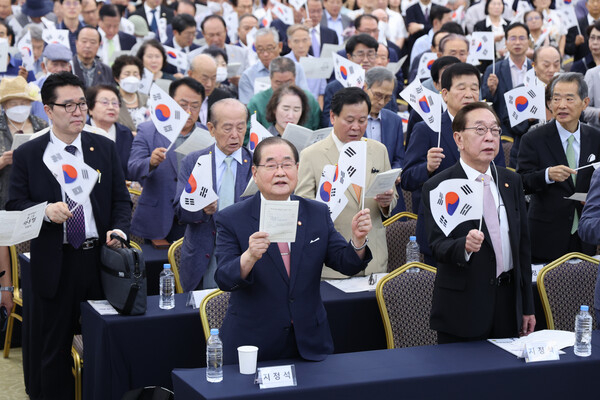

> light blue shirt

[
  {"left": 284, "top": 52, "right": 326, "bottom": 99},
  {"left": 324, "top": 9, "right": 344, "bottom": 44},
  {"left": 238, "top": 60, "right": 310, "bottom": 104},
  {"left": 366, "top": 113, "right": 382, "bottom": 143},
  {"left": 214, "top": 145, "right": 243, "bottom": 193},
  {"left": 410, "top": 29, "right": 434, "bottom": 69}
]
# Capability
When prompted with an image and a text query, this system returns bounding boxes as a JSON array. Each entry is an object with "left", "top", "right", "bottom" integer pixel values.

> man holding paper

[
  {"left": 174, "top": 99, "right": 253, "bottom": 291},
  {"left": 422, "top": 102, "right": 535, "bottom": 343},
  {"left": 6, "top": 72, "right": 131, "bottom": 399},
  {"left": 214, "top": 136, "right": 372, "bottom": 363}
]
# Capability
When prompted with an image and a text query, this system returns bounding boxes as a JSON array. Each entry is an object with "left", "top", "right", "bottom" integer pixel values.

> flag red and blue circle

[
  {"left": 185, "top": 174, "right": 197, "bottom": 193},
  {"left": 167, "top": 51, "right": 177, "bottom": 59},
  {"left": 62, "top": 164, "right": 77, "bottom": 184},
  {"left": 249, "top": 132, "right": 259, "bottom": 150},
  {"left": 515, "top": 96, "right": 528, "bottom": 112},
  {"left": 319, "top": 181, "right": 332, "bottom": 202},
  {"left": 155, "top": 104, "right": 170, "bottom": 121},
  {"left": 23, "top": 46, "right": 32, "bottom": 57},
  {"left": 340, "top": 66, "right": 348, "bottom": 80},
  {"left": 476, "top": 42, "right": 483, "bottom": 52},
  {"left": 445, "top": 192, "right": 459, "bottom": 216},
  {"left": 333, "top": 165, "right": 339, "bottom": 182},
  {"left": 419, "top": 96, "right": 430, "bottom": 113},
  {"left": 427, "top": 59, "right": 435, "bottom": 70}
]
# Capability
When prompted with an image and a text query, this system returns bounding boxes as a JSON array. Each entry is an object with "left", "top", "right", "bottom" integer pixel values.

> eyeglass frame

[
  {"left": 463, "top": 125, "right": 502, "bottom": 137},
  {"left": 49, "top": 102, "right": 89, "bottom": 113},
  {"left": 256, "top": 161, "right": 298, "bottom": 172}
]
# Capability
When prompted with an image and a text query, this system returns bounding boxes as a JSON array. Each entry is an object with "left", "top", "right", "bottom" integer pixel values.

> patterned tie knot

[
  {"left": 479, "top": 173, "right": 491, "bottom": 187},
  {"left": 65, "top": 145, "right": 77, "bottom": 155},
  {"left": 224, "top": 156, "right": 233, "bottom": 168},
  {"left": 151, "top": 8, "right": 156, "bottom": 14}
]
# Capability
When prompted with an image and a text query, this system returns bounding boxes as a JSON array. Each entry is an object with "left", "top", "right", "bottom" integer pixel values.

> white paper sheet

[
  {"left": 564, "top": 192, "right": 587, "bottom": 202},
  {"left": 0, "top": 202, "right": 47, "bottom": 245},
  {"left": 88, "top": 300, "right": 119, "bottom": 315},
  {"left": 174, "top": 127, "right": 215, "bottom": 156},
  {"left": 281, "top": 124, "right": 332, "bottom": 153},
  {"left": 321, "top": 43, "right": 344, "bottom": 58},
  {"left": 488, "top": 329, "right": 575, "bottom": 358},
  {"left": 299, "top": 57, "right": 334, "bottom": 79},
  {"left": 365, "top": 168, "right": 402, "bottom": 197},
  {"left": 11, "top": 134, "right": 32, "bottom": 150},
  {"left": 0, "top": 38, "right": 8, "bottom": 73},
  {"left": 186, "top": 289, "right": 218, "bottom": 309},
  {"left": 325, "top": 273, "right": 388, "bottom": 293},
  {"left": 227, "top": 62, "right": 242, "bottom": 78},
  {"left": 259, "top": 200, "right": 299, "bottom": 242},
  {"left": 241, "top": 177, "right": 258, "bottom": 197}
]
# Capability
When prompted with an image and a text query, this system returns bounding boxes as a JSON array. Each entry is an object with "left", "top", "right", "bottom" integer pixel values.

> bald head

[
  {"left": 372, "top": 9, "right": 388, "bottom": 23},
  {"left": 210, "top": 98, "right": 248, "bottom": 126},
  {"left": 533, "top": 46, "right": 561, "bottom": 85},
  {"left": 189, "top": 54, "right": 217, "bottom": 96},
  {"left": 209, "top": 98, "right": 248, "bottom": 155}
]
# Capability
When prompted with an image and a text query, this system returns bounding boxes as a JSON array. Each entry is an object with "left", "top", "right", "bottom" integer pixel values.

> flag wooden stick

[
  {"left": 492, "top": 57, "right": 495, "bottom": 75},
  {"left": 437, "top": 130, "right": 441, "bottom": 148},
  {"left": 478, "top": 177, "right": 484, "bottom": 231},
  {"left": 69, "top": 203, "right": 82, "bottom": 213},
  {"left": 361, "top": 140, "right": 366, "bottom": 210},
  {"left": 574, "top": 162, "right": 600, "bottom": 171}
]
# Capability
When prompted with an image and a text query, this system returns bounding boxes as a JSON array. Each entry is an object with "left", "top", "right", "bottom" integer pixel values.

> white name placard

[
  {"left": 524, "top": 341, "right": 560, "bottom": 363},
  {"left": 257, "top": 365, "right": 297, "bottom": 389}
]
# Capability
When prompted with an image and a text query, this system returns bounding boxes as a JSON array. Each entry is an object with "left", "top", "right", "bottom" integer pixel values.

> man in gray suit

[
  {"left": 321, "top": 0, "right": 352, "bottom": 43},
  {"left": 174, "top": 99, "right": 253, "bottom": 290}
]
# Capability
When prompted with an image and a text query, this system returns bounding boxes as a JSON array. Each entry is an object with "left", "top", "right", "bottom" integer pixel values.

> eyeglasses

[
  {"left": 507, "top": 36, "right": 528, "bottom": 42},
  {"left": 255, "top": 45, "right": 278, "bottom": 54},
  {"left": 178, "top": 102, "right": 201, "bottom": 112},
  {"left": 51, "top": 102, "right": 88, "bottom": 113},
  {"left": 97, "top": 99, "right": 119, "bottom": 108},
  {"left": 257, "top": 161, "right": 297, "bottom": 171},
  {"left": 370, "top": 91, "right": 392, "bottom": 103},
  {"left": 463, "top": 126, "right": 501, "bottom": 137},
  {"left": 526, "top": 15, "right": 542, "bottom": 21},
  {"left": 351, "top": 51, "right": 377, "bottom": 60},
  {"left": 357, "top": 28, "right": 378, "bottom": 35}
]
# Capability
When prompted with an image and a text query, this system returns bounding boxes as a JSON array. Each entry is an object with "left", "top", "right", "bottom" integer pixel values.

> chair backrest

[
  {"left": 401, "top": 189, "right": 413, "bottom": 214},
  {"left": 500, "top": 135, "right": 513, "bottom": 168},
  {"left": 9, "top": 240, "right": 30, "bottom": 300},
  {"left": 384, "top": 212, "right": 418, "bottom": 272},
  {"left": 128, "top": 188, "right": 145, "bottom": 246},
  {"left": 199, "top": 290, "right": 231, "bottom": 341},
  {"left": 376, "top": 262, "right": 437, "bottom": 348},
  {"left": 538, "top": 252, "right": 599, "bottom": 331},
  {"left": 167, "top": 238, "right": 184, "bottom": 294}
]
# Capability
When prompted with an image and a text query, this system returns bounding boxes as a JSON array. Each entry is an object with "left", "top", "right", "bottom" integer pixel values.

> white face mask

[
  {"left": 5, "top": 105, "right": 32, "bottom": 123},
  {"left": 120, "top": 76, "right": 141, "bottom": 94},
  {"left": 216, "top": 67, "right": 228, "bottom": 83}
]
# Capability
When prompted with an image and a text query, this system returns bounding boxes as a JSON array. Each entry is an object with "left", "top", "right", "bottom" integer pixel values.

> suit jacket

[
  {"left": 402, "top": 111, "right": 506, "bottom": 259},
  {"left": 584, "top": 65, "right": 600, "bottom": 128},
  {"left": 517, "top": 121, "right": 600, "bottom": 261},
  {"left": 307, "top": 25, "right": 339, "bottom": 56},
  {"left": 118, "top": 31, "right": 138, "bottom": 51},
  {"left": 131, "top": 5, "right": 174, "bottom": 32},
  {"left": 578, "top": 167, "right": 600, "bottom": 311},
  {"left": 296, "top": 135, "right": 397, "bottom": 277},
  {"left": 320, "top": 11, "right": 353, "bottom": 31},
  {"left": 423, "top": 161, "right": 534, "bottom": 338},
  {"left": 128, "top": 120, "right": 181, "bottom": 239},
  {"left": 565, "top": 17, "right": 590, "bottom": 61},
  {"left": 379, "top": 109, "right": 406, "bottom": 213},
  {"left": 72, "top": 56, "right": 115, "bottom": 88},
  {"left": 6, "top": 131, "right": 131, "bottom": 298},
  {"left": 174, "top": 145, "right": 253, "bottom": 291},
  {"left": 571, "top": 53, "right": 596, "bottom": 76},
  {"left": 405, "top": 3, "right": 432, "bottom": 32},
  {"left": 214, "top": 193, "right": 371, "bottom": 363}
]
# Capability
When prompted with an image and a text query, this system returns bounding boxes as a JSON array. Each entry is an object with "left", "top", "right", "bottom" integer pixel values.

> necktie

[
  {"left": 424, "top": 6, "right": 429, "bottom": 21},
  {"left": 150, "top": 9, "right": 159, "bottom": 38},
  {"left": 278, "top": 242, "right": 291, "bottom": 276},
  {"left": 218, "top": 156, "right": 235, "bottom": 211},
  {"left": 64, "top": 145, "right": 86, "bottom": 249},
  {"left": 566, "top": 135, "right": 579, "bottom": 233},
  {"left": 311, "top": 28, "right": 320, "bottom": 58},
  {"left": 107, "top": 38, "right": 115, "bottom": 62},
  {"left": 480, "top": 174, "right": 504, "bottom": 278}
]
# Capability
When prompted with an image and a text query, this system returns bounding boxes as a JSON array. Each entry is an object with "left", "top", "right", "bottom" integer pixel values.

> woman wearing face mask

[
  {"left": 202, "top": 46, "right": 238, "bottom": 98},
  {"left": 264, "top": 85, "right": 309, "bottom": 136},
  {"left": 112, "top": 55, "right": 150, "bottom": 134}
]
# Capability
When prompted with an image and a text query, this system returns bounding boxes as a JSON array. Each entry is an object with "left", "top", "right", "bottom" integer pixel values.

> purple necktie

[
  {"left": 480, "top": 174, "right": 503, "bottom": 278},
  {"left": 65, "top": 145, "right": 86, "bottom": 248},
  {"left": 311, "top": 28, "right": 320, "bottom": 58}
]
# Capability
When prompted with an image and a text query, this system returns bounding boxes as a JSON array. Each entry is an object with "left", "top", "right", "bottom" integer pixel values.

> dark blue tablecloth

[
  {"left": 81, "top": 283, "right": 386, "bottom": 400},
  {"left": 172, "top": 331, "right": 600, "bottom": 400}
]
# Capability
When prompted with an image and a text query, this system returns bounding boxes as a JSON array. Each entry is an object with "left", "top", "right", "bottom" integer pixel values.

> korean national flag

[
  {"left": 17, "top": 31, "right": 35, "bottom": 71},
  {"left": 148, "top": 84, "right": 188, "bottom": 144},
  {"left": 288, "top": 0, "right": 307, "bottom": 11},
  {"left": 337, "top": 139, "right": 367, "bottom": 189},
  {"left": 180, "top": 154, "right": 218, "bottom": 212},
  {"left": 0, "top": 38, "right": 7, "bottom": 74},
  {"left": 315, "top": 164, "right": 349, "bottom": 222},
  {"left": 416, "top": 52, "right": 437, "bottom": 81},
  {"left": 470, "top": 31, "right": 495, "bottom": 61},
  {"left": 333, "top": 53, "right": 365, "bottom": 88},
  {"left": 400, "top": 79, "right": 442, "bottom": 134},
  {"left": 247, "top": 113, "right": 273, "bottom": 152},
  {"left": 42, "top": 29, "right": 70, "bottom": 49},
  {"left": 271, "top": 1, "right": 295, "bottom": 25},
  {"left": 523, "top": 68, "right": 541, "bottom": 87},
  {"left": 42, "top": 141, "right": 99, "bottom": 206},
  {"left": 559, "top": 5, "right": 578, "bottom": 29},
  {"left": 504, "top": 85, "right": 546, "bottom": 127},
  {"left": 163, "top": 45, "right": 189, "bottom": 72},
  {"left": 429, "top": 178, "right": 483, "bottom": 237}
]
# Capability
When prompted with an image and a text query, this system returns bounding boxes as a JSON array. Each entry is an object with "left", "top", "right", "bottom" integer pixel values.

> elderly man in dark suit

[
  {"left": 215, "top": 136, "right": 372, "bottom": 363},
  {"left": 7, "top": 72, "right": 131, "bottom": 399},
  {"left": 97, "top": 4, "right": 136, "bottom": 65},
  {"left": 517, "top": 72, "right": 600, "bottom": 263},
  {"left": 72, "top": 26, "right": 114, "bottom": 88},
  {"left": 130, "top": 0, "right": 174, "bottom": 42},
  {"left": 174, "top": 99, "right": 253, "bottom": 290},
  {"left": 423, "top": 102, "right": 535, "bottom": 344}
]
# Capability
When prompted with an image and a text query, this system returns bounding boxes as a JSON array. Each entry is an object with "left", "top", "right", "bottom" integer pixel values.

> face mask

[
  {"left": 216, "top": 67, "right": 228, "bottom": 83},
  {"left": 5, "top": 105, "right": 31, "bottom": 123},
  {"left": 120, "top": 76, "right": 141, "bottom": 93}
]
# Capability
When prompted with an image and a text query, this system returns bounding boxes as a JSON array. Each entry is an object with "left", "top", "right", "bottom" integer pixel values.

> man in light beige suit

[{"left": 296, "top": 87, "right": 397, "bottom": 277}]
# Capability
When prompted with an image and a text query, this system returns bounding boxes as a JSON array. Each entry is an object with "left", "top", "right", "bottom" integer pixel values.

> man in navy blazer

[
  {"left": 365, "top": 67, "right": 406, "bottom": 214},
  {"left": 98, "top": 4, "right": 137, "bottom": 62},
  {"left": 405, "top": 0, "right": 434, "bottom": 34},
  {"left": 128, "top": 78, "right": 205, "bottom": 242},
  {"left": 6, "top": 72, "right": 131, "bottom": 399},
  {"left": 402, "top": 63, "right": 505, "bottom": 265},
  {"left": 214, "top": 136, "right": 373, "bottom": 363},
  {"left": 163, "top": 13, "right": 200, "bottom": 75},
  {"left": 174, "top": 99, "right": 253, "bottom": 290}
]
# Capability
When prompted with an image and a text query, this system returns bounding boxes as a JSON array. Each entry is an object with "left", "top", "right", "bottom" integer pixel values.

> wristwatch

[
  {"left": 0, "top": 286, "right": 14, "bottom": 293},
  {"left": 350, "top": 237, "right": 369, "bottom": 251}
]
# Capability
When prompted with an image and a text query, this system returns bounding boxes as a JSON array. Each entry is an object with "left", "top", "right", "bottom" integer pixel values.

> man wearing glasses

[
  {"left": 481, "top": 22, "right": 533, "bottom": 140},
  {"left": 215, "top": 135, "right": 373, "bottom": 363},
  {"left": 128, "top": 78, "right": 205, "bottom": 244},
  {"left": 422, "top": 102, "right": 535, "bottom": 344},
  {"left": 7, "top": 72, "right": 131, "bottom": 399}
]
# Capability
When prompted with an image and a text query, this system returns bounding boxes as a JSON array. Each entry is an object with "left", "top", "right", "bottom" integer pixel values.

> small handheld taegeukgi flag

[
  {"left": 400, "top": 79, "right": 442, "bottom": 135},
  {"left": 416, "top": 52, "right": 438, "bottom": 80},
  {"left": 504, "top": 84, "right": 546, "bottom": 127},
  {"left": 247, "top": 113, "right": 272, "bottom": 152},
  {"left": 180, "top": 153, "right": 218, "bottom": 212},
  {"left": 148, "top": 84, "right": 189, "bottom": 144},
  {"left": 315, "top": 164, "right": 349, "bottom": 222},
  {"left": 429, "top": 178, "right": 483, "bottom": 237},
  {"left": 163, "top": 45, "right": 189, "bottom": 72},
  {"left": 333, "top": 53, "right": 365, "bottom": 88},
  {"left": 469, "top": 31, "right": 495, "bottom": 61}
]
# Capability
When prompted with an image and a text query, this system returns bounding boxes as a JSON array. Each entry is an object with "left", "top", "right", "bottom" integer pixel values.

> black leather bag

[{"left": 100, "top": 234, "right": 146, "bottom": 315}]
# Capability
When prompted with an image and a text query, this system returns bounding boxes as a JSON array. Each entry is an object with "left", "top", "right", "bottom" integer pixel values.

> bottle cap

[
  {"left": 163, "top": 263, "right": 171, "bottom": 269},
  {"left": 581, "top": 305, "right": 589, "bottom": 312},
  {"left": 409, "top": 236, "right": 416, "bottom": 241},
  {"left": 210, "top": 328, "right": 219, "bottom": 335}
]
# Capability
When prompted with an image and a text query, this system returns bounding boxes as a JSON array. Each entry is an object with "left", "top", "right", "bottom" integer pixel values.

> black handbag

[{"left": 100, "top": 234, "right": 147, "bottom": 315}]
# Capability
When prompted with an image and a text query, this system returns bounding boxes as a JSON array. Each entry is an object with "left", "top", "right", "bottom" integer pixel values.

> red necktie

[{"left": 277, "top": 242, "right": 291, "bottom": 277}]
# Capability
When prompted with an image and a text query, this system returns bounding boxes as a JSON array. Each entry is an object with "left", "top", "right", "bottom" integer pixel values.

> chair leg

[{"left": 2, "top": 304, "right": 17, "bottom": 358}]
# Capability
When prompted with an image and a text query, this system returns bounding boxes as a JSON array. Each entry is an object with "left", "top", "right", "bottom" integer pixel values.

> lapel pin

[
  {"left": 505, "top": 183, "right": 509, "bottom": 187},
  {"left": 298, "top": 221, "right": 302, "bottom": 226},
  {"left": 244, "top": 159, "right": 248, "bottom": 163},
  {"left": 90, "top": 147, "right": 94, "bottom": 151}
]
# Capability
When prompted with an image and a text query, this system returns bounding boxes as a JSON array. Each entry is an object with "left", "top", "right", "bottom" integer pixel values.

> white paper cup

[{"left": 237, "top": 345, "right": 258, "bottom": 374}]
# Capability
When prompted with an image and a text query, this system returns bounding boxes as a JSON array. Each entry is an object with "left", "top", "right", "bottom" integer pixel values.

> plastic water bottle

[
  {"left": 406, "top": 236, "right": 420, "bottom": 272},
  {"left": 574, "top": 305, "right": 593, "bottom": 357},
  {"left": 159, "top": 264, "right": 175, "bottom": 310},
  {"left": 206, "top": 328, "right": 223, "bottom": 382}
]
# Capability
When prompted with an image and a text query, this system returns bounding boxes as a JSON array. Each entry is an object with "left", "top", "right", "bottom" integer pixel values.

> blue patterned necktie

[
  {"left": 150, "top": 9, "right": 159, "bottom": 38},
  {"left": 64, "top": 145, "right": 86, "bottom": 248},
  {"left": 311, "top": 28, "right": 320, "bottom": 57},
  {"left": 218, "top": 156, "right": 235, "bottom": 211}
]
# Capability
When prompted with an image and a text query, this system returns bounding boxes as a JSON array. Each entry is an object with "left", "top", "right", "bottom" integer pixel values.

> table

[
  {"left": 172, "top": 331, "right": 600, "bottom": 400},
  {"left": 81, "top": 283, "right": 386, "bottom": 400}
]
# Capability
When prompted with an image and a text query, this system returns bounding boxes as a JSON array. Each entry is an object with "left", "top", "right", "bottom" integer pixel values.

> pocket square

[
  {"left": 588, "top": 154, "right": 596, "bottom": 163},
  {"left": 310, "top": 238, "right": 320, "bottom": 244},
  {"left": 371, "top": 168, "right": 379, "bottom": 173}
]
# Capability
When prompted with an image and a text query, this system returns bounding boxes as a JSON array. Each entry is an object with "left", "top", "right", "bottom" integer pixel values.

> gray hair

[
  {"left": 255, "top": 27, "right": 279, "bottom": 44},
  {"left": 439, "top": 34, "right": 469, "bottom": 53},
  {"left": 269, "top": 57, "right": 296, "bottom": 78},
  {"left": 365, "top": 67, "right": 395, "bottom": 89},
  {"left": 550, "top": 72, "right": 588, "bottom": 99},
  {"left": 18, "top": 23, "right": 43, "bottom": 42},
  {"left": 209, "top": 98, "right": 248, "bottom": 126}
]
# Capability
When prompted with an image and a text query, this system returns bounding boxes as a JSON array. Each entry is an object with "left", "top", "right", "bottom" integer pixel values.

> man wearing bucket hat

[{"left": 13, "top": 0, "right": 57, "bottom": 32}]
